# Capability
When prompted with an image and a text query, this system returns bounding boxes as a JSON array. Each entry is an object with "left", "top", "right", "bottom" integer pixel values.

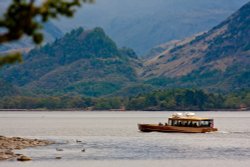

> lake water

[{"left": 0, "top": 111, "right": 250, "bottom": 167}]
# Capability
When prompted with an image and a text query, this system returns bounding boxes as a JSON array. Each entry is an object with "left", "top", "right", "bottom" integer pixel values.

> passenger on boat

[{"left": 159, "top": 122, "right": 163, "bottom": 126}]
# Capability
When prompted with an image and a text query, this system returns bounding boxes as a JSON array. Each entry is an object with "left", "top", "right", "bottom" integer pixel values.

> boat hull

[{"left": 138, "top": 124, "right": 218, "bottom": 133}]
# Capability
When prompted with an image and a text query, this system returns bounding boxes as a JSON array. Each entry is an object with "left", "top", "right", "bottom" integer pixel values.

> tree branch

[
  {"left": 0, "top": 53, "right": 22, "bottom": 67},
  {"left": 0, "top": 0, "right": 95, "bottom": 67}
]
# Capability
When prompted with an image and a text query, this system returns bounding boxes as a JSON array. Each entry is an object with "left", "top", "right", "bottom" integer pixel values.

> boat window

[
  {"left": 172, "top": 120, "right": 179, "bottom": 126},
  {"left": 179, "top": 121, "right": 182, "bottom": 126},
  {"left": 209, "top": 120, "right": 213, "bottom": 127},
  {"left": 169, "top": 119, "right": 214, "bottom": 128},
  {"left": 200, "top": 120, "right": 211, "bottom": 127},
  {"left": 188, "top": 121, "right": 192, "bottom": 127},
  {"left": 182, "top": 121, "right": 188, "bottom": 127}
]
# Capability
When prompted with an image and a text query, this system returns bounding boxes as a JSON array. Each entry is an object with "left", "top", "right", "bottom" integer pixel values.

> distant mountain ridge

[
  {"left": 142, "top": 1, "right": 250, "bottom": 91},
  {"left": 55, "top": 0, "right": 250, "bottom": 55},
  {"left": 144, "top": 32, "right": 204, "bottom": 59}
]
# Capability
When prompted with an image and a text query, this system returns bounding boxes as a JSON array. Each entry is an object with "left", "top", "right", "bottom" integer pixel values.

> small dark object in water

[
  {"left": 81, "top": 149, "right": 85, "bottom": 152},
  {"left": 76, "top": 140, "right": 82, "bottom": 143},
  {"left": 56, "top": 148, "right": 63, "bottom": 151},
  {"left": 17, "top": 155, "right": 32, "bottom": 161},
  {"left": 55, "top": 156, "right": 62, "bottom": 159}
]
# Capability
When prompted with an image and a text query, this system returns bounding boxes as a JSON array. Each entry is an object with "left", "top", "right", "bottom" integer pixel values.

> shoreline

[{"left": 0, "top": 136, "right": 54, "bottom": 161}]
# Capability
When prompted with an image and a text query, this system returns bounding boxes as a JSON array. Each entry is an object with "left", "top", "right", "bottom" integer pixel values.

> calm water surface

[{"left": 0, "top": 111, "right": 250, "bottom": 167}]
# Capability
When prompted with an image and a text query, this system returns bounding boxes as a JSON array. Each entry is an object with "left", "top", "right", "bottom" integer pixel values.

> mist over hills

[
  {"left": 1, "top": 0, "right": 248, "bottom": 55},
  {"left": 54, "top": 0, "right": 249, "bottom": 55}
]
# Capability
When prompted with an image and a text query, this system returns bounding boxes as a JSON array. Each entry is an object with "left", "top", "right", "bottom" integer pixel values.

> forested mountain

[
  {"left": 1, "top": 27, "right": 140, "bottom": 97},
  {"left": 55, "top": 0, "right": 249, "bottom": 55},
  {"left": 142, "top": 1, "right": 250, "bottom": 92}
]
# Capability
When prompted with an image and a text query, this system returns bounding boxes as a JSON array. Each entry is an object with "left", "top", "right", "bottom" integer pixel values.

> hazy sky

[
  {"left": 53, "top": 0, "right": 249, "bottom": 54},
  {"left": 1, "top": 0, "right": 249, "bottom": 54}
]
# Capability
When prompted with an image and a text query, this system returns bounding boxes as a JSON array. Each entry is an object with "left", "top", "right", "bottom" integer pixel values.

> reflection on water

[{"left": 0, "top": 111, "right": 250, "bottom": 167}]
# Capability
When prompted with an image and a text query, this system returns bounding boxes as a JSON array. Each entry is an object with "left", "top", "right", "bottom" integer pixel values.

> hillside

[
  {"left": 55, "top": 0, "right": 249, "bottom": 55},
  {"left": 144, "top": 32, "right": 204, "bottom": 59},
  {"left": 1, "top": 27, "right": 140, "bottom": 97},
  {"left": 142, "top": 2, "right": 250, "bottom": 91},
  {"left": 0, "top": 80, "right": 20, "bottom": 97}
]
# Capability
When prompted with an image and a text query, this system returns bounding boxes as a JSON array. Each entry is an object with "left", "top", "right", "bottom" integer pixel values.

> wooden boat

[{"left": 138, "top": 113, "right": 218, "bottom": 133}]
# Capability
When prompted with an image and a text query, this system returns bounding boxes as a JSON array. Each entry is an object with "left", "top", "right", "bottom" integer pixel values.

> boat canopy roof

[{"left": 169, "top": 117, "right": 213, "bottom": 121}]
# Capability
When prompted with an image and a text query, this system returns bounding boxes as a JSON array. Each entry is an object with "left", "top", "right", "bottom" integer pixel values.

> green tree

[
  {"left": 126, "top": 96, "right": 147, "bottom": 110},
  {"left": 242, "top": 92, "right": 250, "bottom": 106},
  {"left": 0, "top": 0, "right": 94, "bottom": 67},
  {"left": 160, "top": 98, "right": 176, "bottom": 110},
  {"left": 224, "top": 95, "right": 240, "bottom": 109}
]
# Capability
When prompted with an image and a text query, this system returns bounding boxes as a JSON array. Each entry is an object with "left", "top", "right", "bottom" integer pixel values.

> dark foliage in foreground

[{"left": 0, "top": 0, "right": 94, "bottom": 67}]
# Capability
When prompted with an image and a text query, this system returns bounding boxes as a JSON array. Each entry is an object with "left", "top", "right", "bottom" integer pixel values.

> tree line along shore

[{"left": 0, "top": 89, "right": 249, "bottom": 111}]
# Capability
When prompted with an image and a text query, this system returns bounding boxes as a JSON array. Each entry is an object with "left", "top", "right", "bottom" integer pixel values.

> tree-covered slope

[
  {"left": 0, "top": 80, "right": 20, "bottom": 97},
  {"left": 1, "top": 27, "right": 140, "bottom": 97},
  {"left": 142, "top": 1, "right": 250, "bottom": 91}
]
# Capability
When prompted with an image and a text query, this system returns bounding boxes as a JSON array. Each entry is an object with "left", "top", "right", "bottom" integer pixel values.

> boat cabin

[{"left": 168, "top": 113, "right": 214, "bottom": 128}]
